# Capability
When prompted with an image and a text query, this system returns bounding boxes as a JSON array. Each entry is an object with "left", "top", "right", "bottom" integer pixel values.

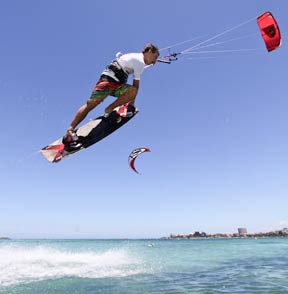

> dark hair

[{"left": 142, "top": 43, "right": 159, "bottom": 54}]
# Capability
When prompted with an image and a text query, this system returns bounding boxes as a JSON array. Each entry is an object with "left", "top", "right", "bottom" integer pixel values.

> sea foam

[{"left": 0, "top": 244, "right": 145, "bottom": 286}]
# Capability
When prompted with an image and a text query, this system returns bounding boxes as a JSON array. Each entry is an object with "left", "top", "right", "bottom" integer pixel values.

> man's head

[{"left": 142, "top": 43, "right": 159, "bottom": 65}]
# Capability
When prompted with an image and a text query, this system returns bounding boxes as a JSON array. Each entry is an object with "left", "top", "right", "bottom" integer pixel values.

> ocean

[{"left": 0, "top": 238, "right": 288, "bottom": 294}]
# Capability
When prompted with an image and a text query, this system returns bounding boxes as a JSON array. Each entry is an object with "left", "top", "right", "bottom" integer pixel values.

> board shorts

[{"left": 88, "top": 75, "right": 133, "bottom": 103}]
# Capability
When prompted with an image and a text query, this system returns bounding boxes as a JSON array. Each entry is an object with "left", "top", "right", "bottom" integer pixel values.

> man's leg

[
  {"left": 104, "top": 86, "right": 137, "bottom": 114},
  {"left": 63, "top": 100, "right": 103, "bottom": 149},
  {"left": 67, "top": 100, "right": 103, "bottom": 134}
]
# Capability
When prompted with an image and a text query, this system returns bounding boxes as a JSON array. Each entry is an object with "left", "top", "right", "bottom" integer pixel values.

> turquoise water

[{"left": 1, "top": 238, "right": 288, "bottom": 293}]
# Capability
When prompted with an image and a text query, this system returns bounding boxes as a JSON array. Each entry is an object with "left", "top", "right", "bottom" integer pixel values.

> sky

[{"left": 0, "top": 0, "right": 287, "bottom": 239}]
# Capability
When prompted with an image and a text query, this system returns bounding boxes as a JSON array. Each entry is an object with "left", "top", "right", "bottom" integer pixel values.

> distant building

[{"left": 238, "top": 228, "right": 247, "bottom": 237}]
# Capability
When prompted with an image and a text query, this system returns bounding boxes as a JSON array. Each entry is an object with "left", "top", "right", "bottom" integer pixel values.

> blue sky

[{"left": 0, "top": 0, "right": 287, "bottom": 238}]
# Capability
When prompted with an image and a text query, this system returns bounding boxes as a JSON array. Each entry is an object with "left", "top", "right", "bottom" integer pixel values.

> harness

[{"left": 107, "top": 59, "right": 128, "bottom": 84}]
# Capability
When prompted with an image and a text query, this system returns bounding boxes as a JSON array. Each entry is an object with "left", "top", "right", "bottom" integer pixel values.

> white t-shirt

[{"left": 102, "top": 53, "right": 146, "bottom": 82}]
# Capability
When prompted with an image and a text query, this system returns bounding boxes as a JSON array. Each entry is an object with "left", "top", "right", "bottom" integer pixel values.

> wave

[{"left": 0, "top": 243, "right": 148, "bottom": 287}]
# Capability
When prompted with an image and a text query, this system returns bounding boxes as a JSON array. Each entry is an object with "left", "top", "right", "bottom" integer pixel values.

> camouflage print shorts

[{"left": 88, "top": 77, "right": 133, "bottom": 103}]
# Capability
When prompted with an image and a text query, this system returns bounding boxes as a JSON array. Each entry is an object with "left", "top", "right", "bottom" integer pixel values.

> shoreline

[{"left": 167, "top": 230, "right": 288, "bottom": 240}]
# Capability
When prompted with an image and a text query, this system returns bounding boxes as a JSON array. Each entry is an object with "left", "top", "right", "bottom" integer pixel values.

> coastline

[{"left": 167, "top": 228, "right": 288, "bottom": 240}]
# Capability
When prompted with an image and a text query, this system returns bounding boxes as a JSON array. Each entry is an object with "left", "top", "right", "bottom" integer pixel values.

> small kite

[
  {"left": 128, "top": 147, "right": 150, "bottom": 174},
  {"left": 257, "top": 11, "right": 281, "bottom": 52}
]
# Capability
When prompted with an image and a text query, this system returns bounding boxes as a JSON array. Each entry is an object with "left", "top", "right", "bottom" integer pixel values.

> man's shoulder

[{"left": 122, "top": 52, "right": 143, "bottom": 60}]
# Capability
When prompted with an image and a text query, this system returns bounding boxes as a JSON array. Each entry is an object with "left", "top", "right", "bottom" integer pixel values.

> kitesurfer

[{"left": 63, "top": 43, "right": 159, "bottom": 148}]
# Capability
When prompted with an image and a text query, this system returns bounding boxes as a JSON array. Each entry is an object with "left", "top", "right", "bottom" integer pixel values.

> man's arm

[
  {"left": 130, "top": 79, "right": 139, "bottom": 106},
  {"left": 133, "top": 79, "right": 140, "bottom": 90}
]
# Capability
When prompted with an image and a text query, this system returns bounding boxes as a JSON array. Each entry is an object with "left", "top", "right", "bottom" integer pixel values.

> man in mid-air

[{"left": 63, "top": 43, "right": 159, "bottom": 149}]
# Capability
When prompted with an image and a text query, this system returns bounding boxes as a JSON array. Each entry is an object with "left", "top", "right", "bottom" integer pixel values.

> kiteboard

[{"left": 41, "top": 103, "right": 137, "bottom": 163}]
